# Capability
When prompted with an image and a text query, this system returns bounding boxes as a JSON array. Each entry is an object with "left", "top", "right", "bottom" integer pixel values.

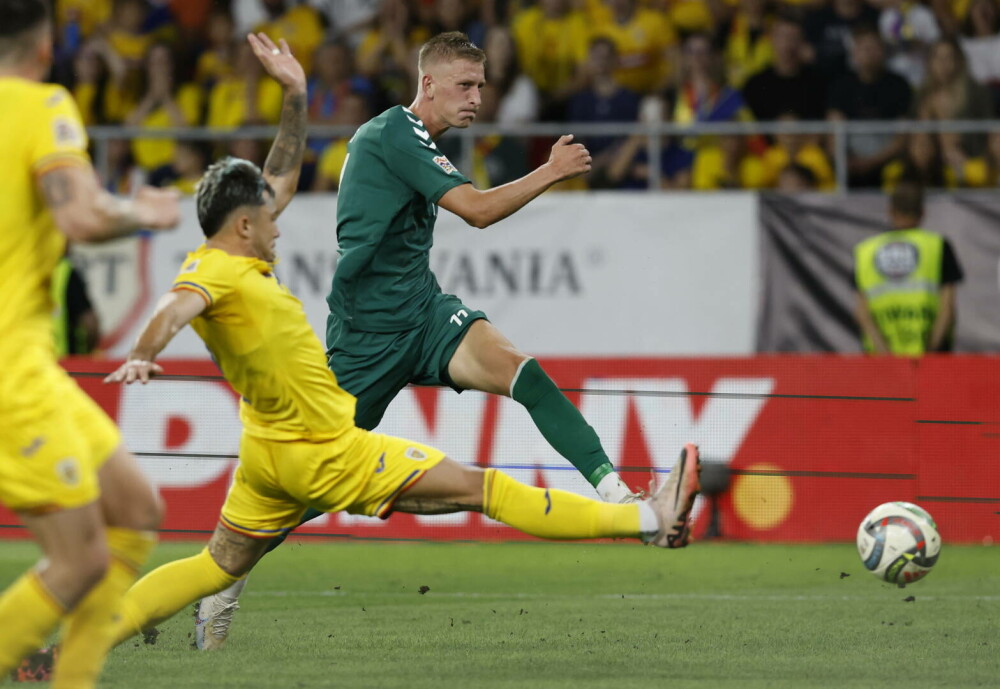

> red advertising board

[{"left": 1, "top": 356, "right": 996, "bottom": 544}]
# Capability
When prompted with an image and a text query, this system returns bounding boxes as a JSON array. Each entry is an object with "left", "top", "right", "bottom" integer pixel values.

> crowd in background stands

[{"left": 52, "top": 0, "right": 1000, "bottom": 192}]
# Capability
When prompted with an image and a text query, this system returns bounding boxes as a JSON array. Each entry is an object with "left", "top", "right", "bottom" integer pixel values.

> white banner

[{"left": 74, "top": 192, "right": 759, "bottom": 357}]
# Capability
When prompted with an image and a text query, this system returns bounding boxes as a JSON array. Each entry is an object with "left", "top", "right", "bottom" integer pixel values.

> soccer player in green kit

[{"left": 195, "top": 31, "right": 701, "bottom": 648}]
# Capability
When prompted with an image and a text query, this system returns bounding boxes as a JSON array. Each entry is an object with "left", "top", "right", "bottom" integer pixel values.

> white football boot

[
  {"left": 645, "top": 443, "right": 702, "bottom": 548},
  {"left": 194, "top": 578, "right": 247, "bottom": 650}
]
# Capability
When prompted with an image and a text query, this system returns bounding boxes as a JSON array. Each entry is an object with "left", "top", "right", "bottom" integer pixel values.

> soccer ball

[{"left": 856, "top": 502, "right": 941, "bottom": 586}]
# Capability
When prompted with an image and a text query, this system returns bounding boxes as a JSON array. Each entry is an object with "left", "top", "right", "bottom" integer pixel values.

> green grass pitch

[{"left": 1, "top": 540, "right": 996, "bottom": 688}]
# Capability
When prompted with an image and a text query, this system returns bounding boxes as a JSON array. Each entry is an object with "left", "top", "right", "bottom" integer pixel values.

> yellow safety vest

[
  {"left": 854, "top": 228, "right": 944, "bottom": 356},
  {"left": 50, "top": 257, "right": 72, "bottom": 358}
]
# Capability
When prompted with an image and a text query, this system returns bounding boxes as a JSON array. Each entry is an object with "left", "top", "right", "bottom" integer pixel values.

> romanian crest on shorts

[{"left": 405, "top": 447, "right": 428, "bottom": 461}]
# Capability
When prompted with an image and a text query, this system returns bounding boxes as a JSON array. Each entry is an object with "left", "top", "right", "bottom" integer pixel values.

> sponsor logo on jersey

[
  {"left": 53, "top": 117, "right": 83, "bottom": 147},
  {"left": 46, "top": 91, "right": 66, "bottom": 107},
  {"left": 375, "top": 452, "right": 386, "bottom": 473},
  {"left": 405, "top": 447, "right": 427, "bottom": 461},
  {"left": 55, "top": 458, "right": 81, "bottom": 487},
  {"left": 433, "top": 156, "right": 457, "bottom": 175},
  {"left": 181, "top": 260, "right": 200, "bottom": 274}
]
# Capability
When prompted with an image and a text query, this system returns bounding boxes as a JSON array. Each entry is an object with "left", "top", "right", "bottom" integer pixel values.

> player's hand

[
  {"left": 247, "top": 33, "right": 306, "bottom": 95},
  {"left": 547, "top": 135, "right": 592, "bottom": 181},
  {"left": 133, "top": 186, "right": 181, "bottom": 231},
  {"left": 104, "top": 359, "right": 164, "bottom": 385}
]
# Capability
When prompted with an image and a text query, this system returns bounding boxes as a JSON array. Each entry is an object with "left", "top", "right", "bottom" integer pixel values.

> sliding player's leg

[
  {"left": 115, "top": 431, "right": 304, "bottom": 648},
  {"left": 342, "top": 429, "right": 700, "bottom": 546},
  {"left": 112, "top": 523, "right": 267, "bottom": 648},
  {"left": 394, "top": 448, "right": 700, "bottom": 546},
  {"left": 445, "top": 317, "right": 636, "bottom": 503},
  {"left": 194, "top": 320, "right": 421, "bottom": 648}
]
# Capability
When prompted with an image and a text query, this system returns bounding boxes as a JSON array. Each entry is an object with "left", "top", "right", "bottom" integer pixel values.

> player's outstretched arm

[
  {"left": 39, "top": 165, "right": 180, "bottom": 242},
  {"left": 104, "top": 290, "right": 207, "bottom": 384},
  {"left": 438, "top": 134, "right": 592, "bottom": 229},
  {"left": 248, "top": 32, "right": 307, "bottom": 218}
]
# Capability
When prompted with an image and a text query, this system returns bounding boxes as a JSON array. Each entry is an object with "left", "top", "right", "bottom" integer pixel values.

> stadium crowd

[{"left": 53, "top": 0, "right": 1000, "bottom": 191}]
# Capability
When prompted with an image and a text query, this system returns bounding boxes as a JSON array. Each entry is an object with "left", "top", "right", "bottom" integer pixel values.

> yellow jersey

[
  {"left": 762, "top": 143, "right": 835, "bottom": 190},
  {"left": 692, "top": 144, "right": 767, "bottom": 190},
  {"left": 0, "top": 78, "right": 89, "bottom": 371},
  {"left": 510, "top": 7, "right": 590, "bottom": 94},
  {"left": 132, "top": 83, "right": 203, "bottom": 170},
  {"left": 206, "top": 77, "right": 283, "bottom": 129},
  {"left": 591, "top": 8, "right": 677, "bottom": 93},
  {"left": 172, "top": 246, "right": 356, "bottom": 441}
]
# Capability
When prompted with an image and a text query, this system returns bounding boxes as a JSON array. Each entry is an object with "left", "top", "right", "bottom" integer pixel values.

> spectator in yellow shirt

[
  {"left": 193, "top": 9, "right": 236, "bottom": 90},
  {"left": 253, "top": 0, "right": 324, "bottom": 73},
  {"left": 126, "top": 42, "right": 203, "bottom": 172},
  {"left": 760, "top": 113, "right": 835, "bottom": 190},
  {"left": 722, "top": 0, "right": 774, "bottom": 87},
  {"left": 510, "top": 0, "right": 590, "bottom": 107},
  {"left": 692, "top": 135, "right": 768, "bottom": 189},
  {"left": 591, "top": 0, "right": 679, "bottom": 94},
  {"left": 313, "top": 91, "right": 372, "bottom": 192},
  {"left": 206, "top": 40, "right": 283, "bottom": 128},
  {"left": 106, "top": 0, "right": 153, "bottom": 67}
]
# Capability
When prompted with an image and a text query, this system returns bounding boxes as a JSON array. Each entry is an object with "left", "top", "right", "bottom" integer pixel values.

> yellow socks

[
  {"left": 52, "top": 527, "right": 156, "bottom": 689},
  {"left": 0, "top": 572, "right": 65, "bottom": 677},
  {"left": 112, "top": 547, "right": 239, "bottom": 647},
  {"left": 482, "top": 468, "right": 641, "bottom": 539}
]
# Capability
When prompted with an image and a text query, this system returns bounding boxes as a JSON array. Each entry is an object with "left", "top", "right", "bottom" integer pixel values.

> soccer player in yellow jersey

[
  {"left": 0, "top": 1, "right": 180, "bottom": 686},
  {"left": 102, "top": 34, "right": 702, "bottom": 651}
]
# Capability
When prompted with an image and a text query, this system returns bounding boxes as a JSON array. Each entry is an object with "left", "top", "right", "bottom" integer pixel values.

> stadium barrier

[
  {"left": 89, "top": 118, "right": 1000, "bottom": 192},
  {"left": 1, "top": 356, "right": 996, "bottom": 545}
]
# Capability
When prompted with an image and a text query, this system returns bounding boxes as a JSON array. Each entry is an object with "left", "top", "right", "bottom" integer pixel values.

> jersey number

[{"left": 449, "top": 309, "right": 469, "bottom": 326}]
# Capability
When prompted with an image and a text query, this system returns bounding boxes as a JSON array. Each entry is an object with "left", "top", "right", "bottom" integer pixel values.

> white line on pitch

[{"left": 246, "top": 591, "right": 1000, "bottom": 602}]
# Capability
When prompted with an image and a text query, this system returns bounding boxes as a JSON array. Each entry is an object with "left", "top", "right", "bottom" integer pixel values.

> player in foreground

[
  {"left": 0, "top": 0, "right": 180, "bottom": 685},
  {"left": 198, "top": 30, "right": 645, "bottom": 646},
  {"left": 102, "top": 36, "right": 702, "bottom": 650}
]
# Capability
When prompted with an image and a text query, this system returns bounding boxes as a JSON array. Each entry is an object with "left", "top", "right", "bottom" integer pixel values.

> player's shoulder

[
  {"left": 177, "top": 245, "right": 236, "bottom": 277},
  {"left": 0, "top": 79, "right": 72, "bottom": 120},
  {"left": 0, "top": 78, "right": 66, "bottom": 103},
  {"left": 380, "top": 105, "right": 432, "bottom": 144}
]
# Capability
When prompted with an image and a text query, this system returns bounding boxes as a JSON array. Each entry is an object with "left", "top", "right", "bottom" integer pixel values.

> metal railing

[{"left": 88, "top": 119, "right": 1000, "bottom": 193}]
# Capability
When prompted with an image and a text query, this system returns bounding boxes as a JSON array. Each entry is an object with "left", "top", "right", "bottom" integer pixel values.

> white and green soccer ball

[{"left": 856, "top": 502, "right": 941, "bottom": 586}]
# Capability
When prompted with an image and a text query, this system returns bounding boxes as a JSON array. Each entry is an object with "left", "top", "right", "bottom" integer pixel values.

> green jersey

[{"left": 329, "top": 105, "right": 470, "bottom": 332}]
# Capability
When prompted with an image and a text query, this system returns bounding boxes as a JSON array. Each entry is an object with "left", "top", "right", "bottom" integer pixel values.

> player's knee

[
  {"left": 457, "top": 464, "right": 486, "bottom": 508},
  {"left": 50, "top": 538, "right": 110, "bottom": 596},
  {"left": 79, "top": 543, "right": 111, "bottom": 589},
  {"left": 120, "top": 488, "right": 164, "bottom": 531}
]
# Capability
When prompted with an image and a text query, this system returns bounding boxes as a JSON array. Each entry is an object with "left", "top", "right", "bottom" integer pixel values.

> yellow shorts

[
  {"left": 220, "top": 426, "right": 445, "bottom": 538},
  {"left": 0, "top": 357, "right": 121, "bottom": 513}
]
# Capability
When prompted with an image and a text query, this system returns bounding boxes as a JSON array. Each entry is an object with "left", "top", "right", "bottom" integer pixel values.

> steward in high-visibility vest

[
  {"left": 50, "top": 256, "right": 100, "bottom": 356},
  {"left": 853, "top": 182, "right": 963, "bottom": 356}
]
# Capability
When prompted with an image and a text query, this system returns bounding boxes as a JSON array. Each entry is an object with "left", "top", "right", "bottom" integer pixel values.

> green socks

[{"left": 510, "top": 358, "right": 631, "bottom": 502}]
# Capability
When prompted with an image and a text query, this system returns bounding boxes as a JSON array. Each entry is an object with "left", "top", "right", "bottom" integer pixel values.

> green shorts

[{"left": 325, "top": 293, "right": 487, "bottom": 430}]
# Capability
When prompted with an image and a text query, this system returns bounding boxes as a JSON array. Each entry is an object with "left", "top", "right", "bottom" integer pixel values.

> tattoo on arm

[
  {"left": 264, "top": 92, "right": 307, "bottom": 179},
  {"left": 40, "top": 170, "right": 74, "bottom": 209}
]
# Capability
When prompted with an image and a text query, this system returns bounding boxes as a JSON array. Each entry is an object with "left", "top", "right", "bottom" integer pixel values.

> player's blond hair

[{"left": 417, "top": 31, "right": 485, "bottom": 73}]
